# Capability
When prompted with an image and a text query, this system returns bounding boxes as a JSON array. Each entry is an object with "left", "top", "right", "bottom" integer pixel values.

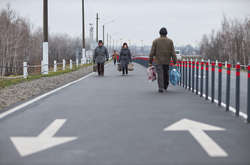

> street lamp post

[
  {"left": 141, "top": 40, "right": 144, "bottom": 55},
  {"left": 103, "top": 25, "right": 105, "bottom": 44},
  {"left": 102, "top": 19, "right": 115, "bottom": 46},
  {"left": 43, "top": 0, "right": 48, "bottom": 75},
  {"left": 107, "top": 33, "right": 109, "bottom": 51},
  {"left": 109, "top": 35, "right": 112, "bottom": 52},
  {"left": 82, "top": 0, "right": 86, "bottom": 64},
  {"left": 96, "top": 13, "right": 99, "bottom": 42}
]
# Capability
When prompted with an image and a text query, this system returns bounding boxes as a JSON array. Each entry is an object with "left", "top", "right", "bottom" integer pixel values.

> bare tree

[
  {"left": 200, "top": 16, "right": 250, "bottom": 65},
  {"left": 0, "top": 6, "right": 90, "bottom": 76}
]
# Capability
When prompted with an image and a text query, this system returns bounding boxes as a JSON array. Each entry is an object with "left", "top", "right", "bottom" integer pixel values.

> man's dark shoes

[{"left": 158, "top": 89, "right": 164, "bottom": 93}]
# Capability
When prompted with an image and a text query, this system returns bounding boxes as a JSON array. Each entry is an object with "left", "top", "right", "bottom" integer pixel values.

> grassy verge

[{"left": 0, "top": 63, "right": 92, "bottom": 89}]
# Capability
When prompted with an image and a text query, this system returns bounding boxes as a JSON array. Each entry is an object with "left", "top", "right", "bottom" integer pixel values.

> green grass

[{"left": 0, "top": 63, "right": 93, "bottom": 89}]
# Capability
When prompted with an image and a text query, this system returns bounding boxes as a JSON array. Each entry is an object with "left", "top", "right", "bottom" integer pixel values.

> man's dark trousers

[{"left": 156, "top": 64, "right": 169, "bottom": 90}]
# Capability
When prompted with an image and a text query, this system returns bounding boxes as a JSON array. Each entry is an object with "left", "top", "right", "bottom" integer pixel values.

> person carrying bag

[
  {"left": 93, "top": 40, "right": 109, "bottom": 76},
  {"left": 148, "top": 27, "right": 177, "bottom": 93},
  {"left": 119, "top": 42, "right": 132, "bottom": 76}
]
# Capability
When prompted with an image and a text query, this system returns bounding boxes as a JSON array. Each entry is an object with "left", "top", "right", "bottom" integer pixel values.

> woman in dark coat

[{"left": 119, "top": 43, "right": 132, "bottom": 75}]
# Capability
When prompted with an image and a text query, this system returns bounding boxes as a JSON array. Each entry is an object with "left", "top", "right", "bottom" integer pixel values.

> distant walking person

[
  {"left": 119, "top": 43, "right": 132, "bottom": 75},
  {"left": 149, "top": 27, "right": 177, "bottom": 93},
  {"left": 94, "top": 40, "right": 109, "bottom": 76},
  {"left": 112, "top": 50, "right": 118, "bottom": 65}
]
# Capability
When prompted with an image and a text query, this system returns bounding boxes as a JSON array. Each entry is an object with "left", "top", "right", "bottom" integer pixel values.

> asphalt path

[{"left": 0, "top": 63, "right": 250, "bottom": 165}]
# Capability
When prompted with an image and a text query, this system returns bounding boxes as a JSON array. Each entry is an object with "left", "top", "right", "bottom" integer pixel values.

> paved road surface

[{"left": 0, "top": 63, "right": 250, "bottom": 165}]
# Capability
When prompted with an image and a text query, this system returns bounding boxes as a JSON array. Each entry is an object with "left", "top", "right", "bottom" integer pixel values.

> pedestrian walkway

[{"left": 0, "top": 63, "right": 250, "bottom": 165}]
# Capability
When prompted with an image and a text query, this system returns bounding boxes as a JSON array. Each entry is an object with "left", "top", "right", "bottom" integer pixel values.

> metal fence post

[
  {"left": 76, "top": 58, "right": 79, "bottom": 68},
  {"left": 81, "top": 57, "right": 84, "bottom": 65},
  {"left": 70, "top": 59, "right": 73, "bottom": 70},
  {"left": 23, "top": 62, "right": 28, "bottom": 79},
  {"left": 226, "top": 64, "right": 231, "bottom": 111},
  {"left": 63, "top": 59, "right": 66, "bottom": 71},
  {"left": 180, "top": 61, "right": 182, "bottom": 86},
  {"left": 177, "top": 61, "right": 179, "bottom": 71},
  {"left": 235, "top": 63, "right": 240, "bottom": 116},
  {"left": 205, "top": 61, "right": 209, "bottom": 100},
  {"left": 41, "top": 60, "right": 44, "bottom": 74},
  {"left": 211, "top": 61, "right": 215, "bottom": 103},
  {"left": 196, "top": 61, "right": 199, "bottom": 95},
  {"left": 218, "top": 62, "right": 222, "bottom": 106},
  {"left": 192, "top": 60, "right": 195, "bottom": 93},
  {"left": 185, "top": 61, "right": 188, "bottom": 89},
  {"left": 54, "top": 60, "right": 57, "bottom": 72},
  {"left": 189, "top": 60, "right": 191, "bottom": 90},
  {"left": 183, "top": 60, "right": 185, "bottom": 88},
  {"left": 200, "top": 60, "right": 204, "bottom": 97},
  {"left": 247, "top": 65, "right": 250, "bottom": 123}
]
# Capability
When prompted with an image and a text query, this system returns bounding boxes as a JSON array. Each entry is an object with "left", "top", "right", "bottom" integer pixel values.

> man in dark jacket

[
  {"left": 149, "top": 27, "right": 177, "bottom": 93},
  {"left": 94, "top": 40, "right": 109, "bottom": 76}
]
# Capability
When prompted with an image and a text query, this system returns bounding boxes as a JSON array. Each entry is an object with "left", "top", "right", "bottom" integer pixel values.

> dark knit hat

[{"left": 159, "top": 27, "right": 168, "bottom": 35}]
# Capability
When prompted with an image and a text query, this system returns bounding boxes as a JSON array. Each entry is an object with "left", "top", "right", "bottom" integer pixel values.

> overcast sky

[{"left": 1, "top": 0, "right": 250, "bottom": 46}]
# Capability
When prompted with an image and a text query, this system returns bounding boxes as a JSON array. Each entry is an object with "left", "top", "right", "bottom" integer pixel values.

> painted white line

[
  {"left": 39, "top": 119, "right": 66, "bottom": 137},
  {"left": 0, "top": 72, "right": 95, "bottom": 120},
  {"left": 185, "top": 86, "right": 248, "bottom": 120},
  {"left": 164, "top": 118, "right": 228, "bottom": 157},
  {"left": 10, "top": 119, "right": 78, "bottom": 157}
]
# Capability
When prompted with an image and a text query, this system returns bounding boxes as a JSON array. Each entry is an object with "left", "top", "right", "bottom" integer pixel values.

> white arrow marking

[
  {"left": 164, "top": 118, "right": 228, "bottom": 157},
  {"left": 10, "top": 119, "right": 77, "bottom": 157}
]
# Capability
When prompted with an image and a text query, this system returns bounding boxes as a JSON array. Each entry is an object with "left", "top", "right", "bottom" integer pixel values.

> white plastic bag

[{"left": 147, "top": 66, "right": 157, "bottom": 82}]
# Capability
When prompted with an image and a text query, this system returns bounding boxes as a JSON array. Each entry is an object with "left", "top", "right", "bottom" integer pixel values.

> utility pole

[
  {"left": 107, "top": 33, "right": 109, "bottom": 51},
  {"left": 141, "top": 40, "right": 144, "bottom": 55},
  {"left": 96, "top": 13, "right": 99, "bottom": 42},
  {"left": 116, "top": 40, "right": 118, "bottom": 50},
  {"left": 103, "top": 25, "right": 105, "bottom": 45},
  {"left": 89, "top": 23, "right": 94, "bottom": 43},
  {"left": 43, "top": 0, "right": 48, "bottom": 74},
  {"left": 102, "top": 20, "right": 115, "bottom": 45},
  {"left": 88, "top": 23, "right": 94, "bottom": 61},
  {"left": 82, "top": 0, "right": 86, "bottom": 63},
  {"left": 110, "top": 35, "right": 112, "bottom": 52}
]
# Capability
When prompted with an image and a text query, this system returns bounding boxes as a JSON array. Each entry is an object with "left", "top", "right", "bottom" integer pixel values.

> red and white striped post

[
  {"left": 196, "top": 61, "right": 199, "bottom": 95},
  {"left": 180, "top": 61, "right": 182, "bottom": 86},
  {"left": 185, "top": 61, "right": 188, "bottom": 89},
  {"left": 188, "top": 60, "right": 191, "bottom": 90},
  {"left": 192, "top": 60, "right": 195, "bottom": 93},
  {"left": 205, "top": 61, "right": 209, "bottom": 100},
  {"left": 200, "top": 61, "right": 204, "bottom": 97},
  {"left": 211, "top": 62, "right": 215, "bottom": 103},
  {"left": 218, "top": 62, "right": 222, "bottom": 106},
  {"left": 235, "top": 63, "right": 241, "bottom": 116},
  {"left": 247, "top": 65, "right": 250, "bottom": 123},
  {"left": 226, "top": 64, "right": 231, "bottom": 111}
]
